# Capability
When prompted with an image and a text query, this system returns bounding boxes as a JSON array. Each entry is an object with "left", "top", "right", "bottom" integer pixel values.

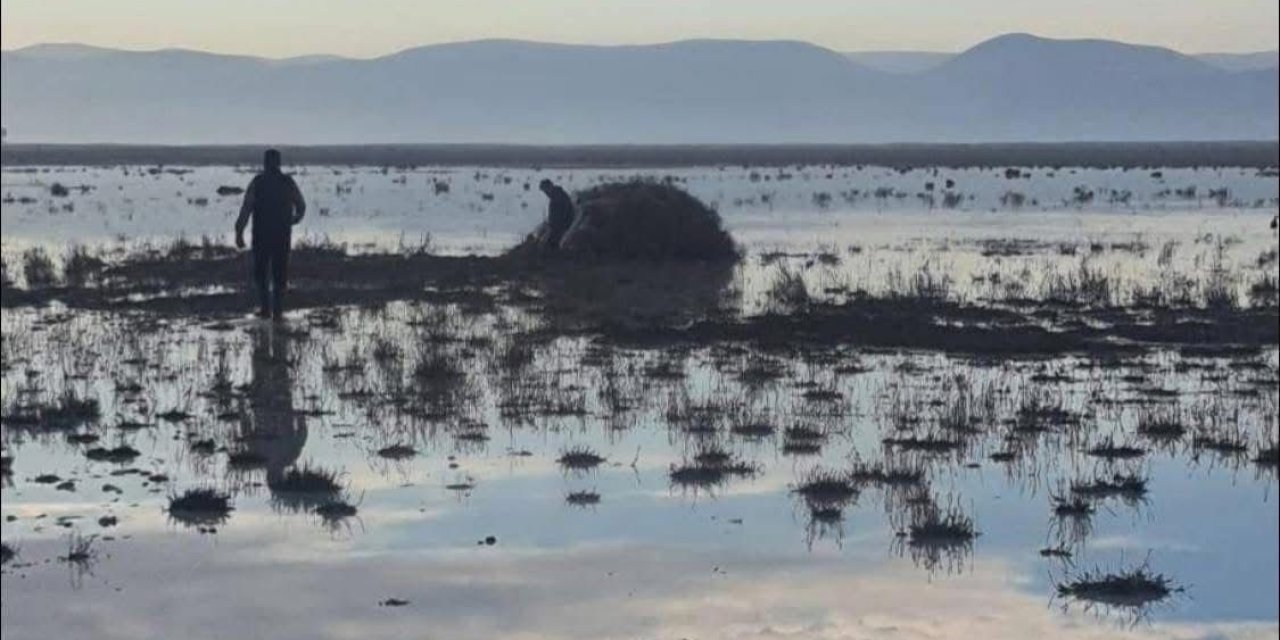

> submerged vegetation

[
  {"left": 1057, "top": 561, "right": 1183, "bottom": 618},
  {"left": 1, "top": 160, "right": 1276, "bottom": 631},
  {"left": 556, "top": 446, "right": 606, "bottom": 471},
  {"left": 167, "top": 488, "right": 233, "bottom": 526}
]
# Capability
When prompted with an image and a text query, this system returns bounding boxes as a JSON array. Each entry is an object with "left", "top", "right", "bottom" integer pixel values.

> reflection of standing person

[
  {"left": 242, "top": 325, "right": 307, "bottom": 491},
  {"left": 538, "top": 179, "right": 575, "bottom": 250},
  {"left": 235, "top": 149, "right": 306, "bottom": 320}
]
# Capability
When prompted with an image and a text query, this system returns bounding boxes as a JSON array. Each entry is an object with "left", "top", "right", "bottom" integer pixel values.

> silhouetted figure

[
  {"left": 235, "top": 149, "right": 306, "bottom": 320},
  {"left": 241, "top": 325, "right": 307, "bottom": 493},
  {"left": 1271, "top": 215, "right": 1278, "bottom": 230},
  {"left": 538, "top": 179, "right": 575, "bottom": 250}
]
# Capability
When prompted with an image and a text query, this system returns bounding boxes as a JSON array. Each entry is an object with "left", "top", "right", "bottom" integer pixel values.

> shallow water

[
  {"left": 2, "top": 164, "right": 1278, "bottom": 639},
  {"left": 3, "top": 164, "right": 1277, "bottom": 251}
]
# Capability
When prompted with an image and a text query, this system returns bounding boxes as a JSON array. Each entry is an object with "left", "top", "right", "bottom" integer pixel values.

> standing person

[
  {"left": 234, "top": 149, "right": 306, "bottom": 320},
  {"left": 538, "top": 178, "right": 575, "bottom": 251}
]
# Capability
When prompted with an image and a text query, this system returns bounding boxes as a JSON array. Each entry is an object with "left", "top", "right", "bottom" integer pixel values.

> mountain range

[
  {"left": 844, "top": 48, "right": 1278, "bottom": 73},
  {"left": 1, "top": 33, "right": 1275, "bottom": 144}
]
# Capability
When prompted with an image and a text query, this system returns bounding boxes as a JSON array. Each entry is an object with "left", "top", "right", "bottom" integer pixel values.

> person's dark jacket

[
  {"left": 240, "top": 171, "right": 306, "bottom": 245},
  {"left": 545, "top": 185, "right": 575, "bottom": 247}
]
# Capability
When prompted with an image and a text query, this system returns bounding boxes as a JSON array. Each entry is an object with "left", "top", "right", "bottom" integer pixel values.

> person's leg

[
  {"left": 270, "top": 237, "right": 290, "bottom": 320},
  {"left": 252, "top": 246, "right": 271, "bottom": 317}
]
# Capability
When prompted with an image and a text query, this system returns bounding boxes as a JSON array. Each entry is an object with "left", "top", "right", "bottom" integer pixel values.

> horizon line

[{"left": 3, "top": 33, "right": 1278, "bottom": 62}]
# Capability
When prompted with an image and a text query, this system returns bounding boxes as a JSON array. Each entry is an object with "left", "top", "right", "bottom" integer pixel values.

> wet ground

[{"left": 2, "top": 162, "right": 1278, "bottom": 639}]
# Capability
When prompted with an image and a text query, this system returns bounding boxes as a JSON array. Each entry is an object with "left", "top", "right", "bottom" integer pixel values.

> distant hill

[
  {"left": 842, "top": 51, "right": 951, "bottom": 73},
  {"left": 845, "top": 45, "right": 1279, "bottom": 74},
  {"left": 1, "top": 34, "right": 1275, "bottom": 143},
  {"left": 1194, "top": 51, "right": 1279, "bottom": 72}
]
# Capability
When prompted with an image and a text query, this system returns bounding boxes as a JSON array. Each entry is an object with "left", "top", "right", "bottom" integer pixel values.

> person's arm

[
  {"left": 290, "top": 177, "right": 307, "bottom": 225},
  {"left": 234, "top": 178, "right": 257, "bottom": 249}
]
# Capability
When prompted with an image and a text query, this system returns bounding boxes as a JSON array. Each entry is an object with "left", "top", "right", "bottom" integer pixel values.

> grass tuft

[
  {"left": 794, "top": 469, "right": 857, "bottom": 509},
  {"left": 1057, "top": 563, "right": 1180, "bottom": 608},
  {"left": 168, "top": 488, "right": 233, "bottom": 526},
  {"left": 557, "top": 446, "right": 606, "bottom": 471}
]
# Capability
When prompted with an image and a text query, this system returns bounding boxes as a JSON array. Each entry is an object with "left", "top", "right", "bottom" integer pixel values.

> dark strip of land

[
  {"left": 3, "top": 247, "right": 1275, "bottom": 358},
  {"left": 3, "top": 141, "right": 1277, "bottom": 169}
]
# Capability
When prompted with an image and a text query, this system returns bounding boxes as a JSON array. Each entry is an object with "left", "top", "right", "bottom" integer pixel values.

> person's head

[
  {"left": 538, "top": 178, "right": 555, "bottom": 195},
  {"left": 263, "top": 148, "right": 282, "bottom": 173}
]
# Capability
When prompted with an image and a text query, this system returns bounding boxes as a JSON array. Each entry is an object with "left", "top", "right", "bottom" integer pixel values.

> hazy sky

[{"left": 2, "top": 0, "right": 1277, "bottom": 57}]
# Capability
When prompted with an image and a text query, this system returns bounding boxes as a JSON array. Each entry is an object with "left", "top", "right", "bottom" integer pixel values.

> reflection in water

[
  {"left": 1052, "top": 558, "right": 1187, "bottom": 628},
  {"left": 1, "top": 294, "right": 1276, "bottom": 637},
  {"left": 0, "top": 534, "right": 1267, "bottom": 640},
  {"left": 2, "top": 163, "right": 1279, "bottom": 639},
  {"left": 240, "top": 326, "right": 308, "bottom": 494}
]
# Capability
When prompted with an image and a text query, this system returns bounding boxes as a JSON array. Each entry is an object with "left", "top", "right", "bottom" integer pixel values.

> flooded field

[{"left": 2, "top": 160, "right": 1278, "bottom": 639}]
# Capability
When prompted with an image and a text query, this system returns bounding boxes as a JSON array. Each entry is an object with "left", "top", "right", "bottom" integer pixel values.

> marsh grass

[
  {"left": 668, "top": 464, "right": 727, "bottom": 488},
  {"left": 1202, "top": 241, "right": 1239, "bottom": 311},
  {"left": 882, "top": 434, "right": 962, "bottom": 454},
  {"left": 1049, "top": 491, "right": 1100, "bottom": 517},
  {"left": 376, "top": 444, "right": 417, "bottom": 460},
  {"left": 885, "top": 261, "right": 952, "bottom": 302},
  {"left": 63, "top": 246, "right": 106, "bottom": 288},
  {"left": 794, "top": 469, "right": 857, "bottom": 509},
  {"left": 168, "top": 488, "right": 233, "bottom": 526},
  {"left": 1085, "top": 437, "right": 1146, "bottom": 460},
  {"left": 1251, "top": 443, "right": 1278, "bottom": 467},
  {"left": 730, "top": 422, "right": 776, "bottom": 439},
  {"left": 763, "top": 264, "right": 810, "bottom": 314},
  {"left": 1042, "top": 260, "right": 1114, "bottom": 307},
  {"left": 313, "top": 495, "right": 360, "bottom": 529},
  {"left": 566, "top": 490, "right": 601, "bottom": 507},
  {"left": 1057, "top": 561, "right": 1181, "bottom": 611},
  {"left": 21, "top": 248, "right": 58, "bottom": 288},
  {"left": 848, "top": 460, "right": 926, "bottom": 488},
  {"left": 669, "top": 449, "right": 757, "bottom": 490},
  {"left": 1136, "top": 407, "right": 1187, "bottom": 442},
  {"left": 557, "top": 446, "right": 606, "bottom": 471},
  {"left": 909, "top": 507, "right": 977, "bottom": 547},
  {"left": 25, "top": 390, "right": 102, "bottom": 431},
  {"left": 1249, "top": 273, "right": 1279, "bottom": 308},
  {"left": 273, "top": 464, "right": 343, "bottom": 495},
  {"left": 1191, "top": 432, "right": 1250, "bottom": 456},
  {"left": 84, "top": 445, "right": 141, "bottom": 464},
  {"left": 737, "top": 354, "right": 789, "bottom": 386},
  {"left": 900, "top": 499, "right": 978, "bottom": 573},
  {"left": 781, "top": 425, "right": 825, "bottom": 455},
  {"left": 3, "top": 208, "right": 1278, "bottom": 596},
  {"left": 534, "top": 178, "right": 739, "bottom": 261},
  {"left": 412, "top": 345, "right": 466, "bottom": 383},
  {"left": 61, "top": 533, "right": 97, "bottom": 565},
  {"left": 1070, "top": 473, "right": 1149, "bottom": 504},
  {"left": 226, "top": 450, "right": 269, "bottom": 469}
]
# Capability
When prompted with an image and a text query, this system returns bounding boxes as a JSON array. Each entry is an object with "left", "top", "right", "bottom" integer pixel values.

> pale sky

[{"left": 2, "top": 0, "right": 1277, "bottom": 57}]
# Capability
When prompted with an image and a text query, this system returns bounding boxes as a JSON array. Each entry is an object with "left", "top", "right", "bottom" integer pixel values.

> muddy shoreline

[{"left": 3, "top": 247, "right": 1275, "bottom": 357}]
